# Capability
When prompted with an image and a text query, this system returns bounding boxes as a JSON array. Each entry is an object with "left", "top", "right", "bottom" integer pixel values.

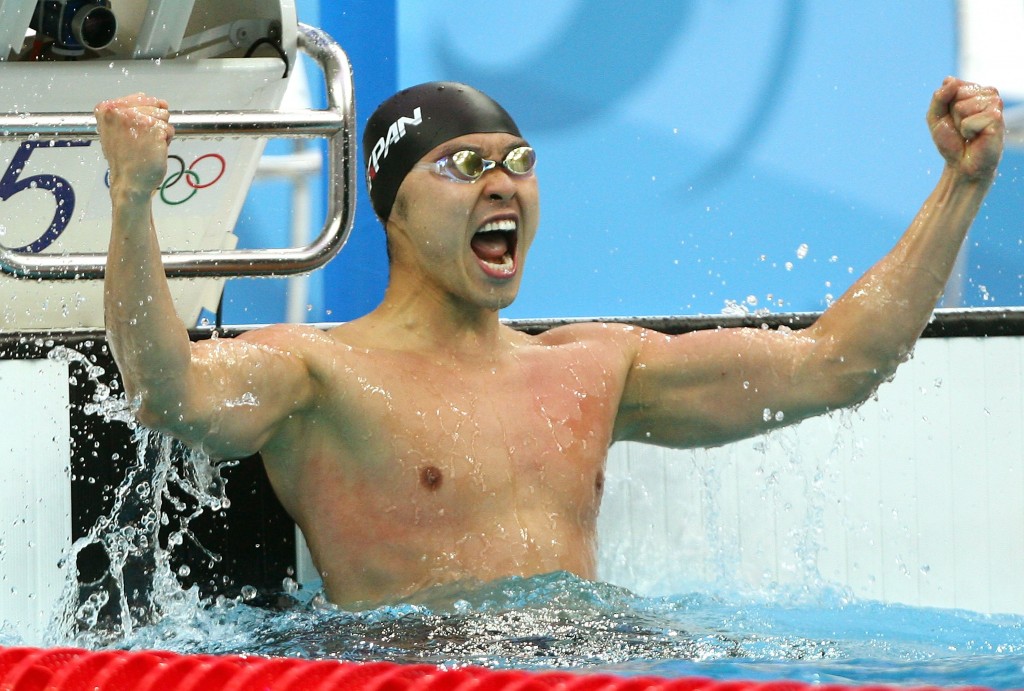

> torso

[{"left": 256, "top": 320, "right": 637, "bottom": 607}]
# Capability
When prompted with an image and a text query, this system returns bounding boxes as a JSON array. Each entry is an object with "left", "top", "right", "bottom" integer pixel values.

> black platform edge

[
  {"left": 4, "top": 307, "right": 1024, "bottom": 355},
  {"left": 503, "top": 307, "right": 1024, "bottom": 338}
]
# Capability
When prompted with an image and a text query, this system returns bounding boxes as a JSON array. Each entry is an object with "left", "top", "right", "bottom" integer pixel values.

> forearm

[
  {"left": 811, "top": 166, "right": 992, "bottom": 381},
  {"left": 801, "top": 77, "right": 1003, "bottom": 403},
  {"left": 94, "top": 94, "right": 308, "bottom": 456},
  {"left": 617, "top": 79, "right": 1003, "bottom": 447},
  {"left": 104, "top": 187, "right": 193, "bottom": 408},
  {"left": 103, "top": 189, "right": 313, "bottom": 455}
]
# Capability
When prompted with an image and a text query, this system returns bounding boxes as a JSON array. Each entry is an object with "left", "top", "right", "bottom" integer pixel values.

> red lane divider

[{"left": 0, "top": 646, "right": 997, "bottom": 691}]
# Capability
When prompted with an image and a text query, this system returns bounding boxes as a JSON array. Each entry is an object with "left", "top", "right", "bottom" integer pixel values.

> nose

[{"left": 481, "top": 166, "right": 518, "bottom": 202}]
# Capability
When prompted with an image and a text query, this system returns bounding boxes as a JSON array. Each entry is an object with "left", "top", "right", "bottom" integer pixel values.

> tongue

[{"left": 471, "top": 231, "right": 509, "bottom": 261}]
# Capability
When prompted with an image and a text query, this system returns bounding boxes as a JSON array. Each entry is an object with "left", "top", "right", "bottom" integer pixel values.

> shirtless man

[{"left": 95, "top": 78, "right": 1003, "bottom": 607}]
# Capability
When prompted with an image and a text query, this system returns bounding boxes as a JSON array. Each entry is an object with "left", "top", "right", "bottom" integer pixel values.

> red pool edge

[{"left": 0, "top": 646, "right": 1005, "bottom": 691}]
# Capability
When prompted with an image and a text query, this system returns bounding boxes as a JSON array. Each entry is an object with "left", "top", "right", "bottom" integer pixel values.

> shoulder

[
  {"left": 516, "top": 321, "right": 646, "bottom": 376},
  {"left": 222, "top": 323, "right": 341, "bottom": 377},
  {"left": 528, "top": 320, "right": 646, "bottom": 350},
  {"left": 235, "top": 322, "right": 335, "bottom": 350}
]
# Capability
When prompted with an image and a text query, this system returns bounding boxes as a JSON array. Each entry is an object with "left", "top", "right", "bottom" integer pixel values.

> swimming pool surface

[{"left": 25, "top": 571, "right": 1021, "bottom": 690}]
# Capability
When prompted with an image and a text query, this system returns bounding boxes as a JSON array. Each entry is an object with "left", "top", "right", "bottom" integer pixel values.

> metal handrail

[{"left": 0, "top": 22, "right": 356, "bottom": 279}]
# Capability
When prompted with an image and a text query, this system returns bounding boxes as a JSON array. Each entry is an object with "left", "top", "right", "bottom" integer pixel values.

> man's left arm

[{"left": 615, "top": 77, "right": 1004, "bottom": 449}]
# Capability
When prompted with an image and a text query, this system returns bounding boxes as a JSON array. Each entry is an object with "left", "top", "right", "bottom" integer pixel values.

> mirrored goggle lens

[
  {"left": 503, "top": 146, "right": 536, "bottom": 175},
  {"left": 450, "top": 150, "right": 486, "bottom": 180}
]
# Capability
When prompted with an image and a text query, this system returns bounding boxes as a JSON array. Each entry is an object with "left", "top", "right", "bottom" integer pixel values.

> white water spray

[{"left": 45, "top": 345, "right": 236, "bottom": 648}]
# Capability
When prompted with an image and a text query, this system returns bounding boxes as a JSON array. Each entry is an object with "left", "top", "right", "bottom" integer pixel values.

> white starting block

[
  {"left": 957, "top": 0, "right": 1024, "bottom": 147},
  {"left": 0, "top": 0, "right": 355, "bottom": 330}
]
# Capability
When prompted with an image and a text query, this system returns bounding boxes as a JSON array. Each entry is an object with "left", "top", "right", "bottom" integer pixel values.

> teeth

[
  {"left": 481, "top": 255, "right": 515, "bottom": 273},
  {"left": 477, "top": 219, "right": 517, "bottom": 234}
]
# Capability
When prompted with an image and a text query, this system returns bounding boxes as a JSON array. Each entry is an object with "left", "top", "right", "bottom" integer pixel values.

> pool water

[{"left": 52, "top": 571, "right": 1023, "bottom": 690}]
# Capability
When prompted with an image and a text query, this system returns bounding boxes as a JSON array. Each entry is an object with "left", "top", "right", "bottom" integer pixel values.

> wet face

[{"left": 386, "top": 133, "right": 540, "bottom": 312}]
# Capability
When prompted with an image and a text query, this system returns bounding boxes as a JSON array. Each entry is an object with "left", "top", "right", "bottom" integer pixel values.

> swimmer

[{"left": 95, "top": 77, "right": 1004, "bottom": 607}]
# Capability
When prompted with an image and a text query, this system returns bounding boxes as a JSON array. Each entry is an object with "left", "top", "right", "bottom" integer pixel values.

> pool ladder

[{"left": 0, "top": 22, "right": 355, "bottom": 280}]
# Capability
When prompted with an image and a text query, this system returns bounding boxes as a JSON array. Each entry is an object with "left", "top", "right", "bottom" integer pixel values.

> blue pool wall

[{"left": 223, "top": 1, "right": 1023, "bottom": 324}]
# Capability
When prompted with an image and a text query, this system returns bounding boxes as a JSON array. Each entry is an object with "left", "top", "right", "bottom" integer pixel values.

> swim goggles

[{"left": 415, "top": 146, "right": 536, "bottom": 183}]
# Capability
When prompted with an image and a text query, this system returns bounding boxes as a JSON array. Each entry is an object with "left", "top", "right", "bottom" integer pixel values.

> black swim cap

[{"left": 362, "top": 81, "right": 523, "bottom": 222}]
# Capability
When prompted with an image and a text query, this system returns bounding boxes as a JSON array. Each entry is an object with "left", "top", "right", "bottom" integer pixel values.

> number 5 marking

[{"left": 0, "top": 139, "right": 91, "bottom": 253}]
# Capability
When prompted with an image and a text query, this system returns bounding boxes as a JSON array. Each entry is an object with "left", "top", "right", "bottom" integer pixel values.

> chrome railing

[{"left": 0, "top": 22, "right": 355, "bottom": 279}]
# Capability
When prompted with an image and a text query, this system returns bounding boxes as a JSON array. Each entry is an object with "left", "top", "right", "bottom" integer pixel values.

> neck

[{"left": 371, "top": 272, "right": 509, "bottom": 356}]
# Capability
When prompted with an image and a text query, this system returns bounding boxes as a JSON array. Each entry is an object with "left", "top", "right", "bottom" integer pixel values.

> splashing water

[{"left": 45, "top": 346, "right": 236, "bottom": 648}]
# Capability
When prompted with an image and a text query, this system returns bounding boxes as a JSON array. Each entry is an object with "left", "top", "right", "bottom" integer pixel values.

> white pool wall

[
  {"left": 597, "top": 335, "right": 1024, "bottom": 615},
  {"left": 0, "top": 358, "right": 71, "bottom": 644}
]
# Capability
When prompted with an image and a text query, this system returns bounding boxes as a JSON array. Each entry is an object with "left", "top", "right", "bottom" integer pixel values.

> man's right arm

[
  {"left": 613, "top": 78, "right": 1003, "bottom": 450},
  {"left": 97, "top": 94, "right": 316, "bottom": 459}
]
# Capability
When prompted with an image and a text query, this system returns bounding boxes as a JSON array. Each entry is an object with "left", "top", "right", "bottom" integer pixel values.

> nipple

[{"left": 419, "top": 465, "right": 443, "bottom": 491}]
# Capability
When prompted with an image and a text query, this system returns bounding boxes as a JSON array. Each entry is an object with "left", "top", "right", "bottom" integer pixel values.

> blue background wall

[{"left": 222, "top": 1, "right": 1022, "bottom": 323}]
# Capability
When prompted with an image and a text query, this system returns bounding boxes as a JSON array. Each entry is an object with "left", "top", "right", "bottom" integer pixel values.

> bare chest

[
  {"left": 259, "top": 335, "right": 631, "bottom": 601},
  {"left": 278, "top": 346, "right": 619, "bottom": 519},
  {"left": 352, "top": 355, "right": 614, "bottom": 486}
]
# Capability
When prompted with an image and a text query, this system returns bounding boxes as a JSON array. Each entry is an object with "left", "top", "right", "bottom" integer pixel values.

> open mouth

[{"left": 470, "top": 218, "right": 518, "bottom": 277}]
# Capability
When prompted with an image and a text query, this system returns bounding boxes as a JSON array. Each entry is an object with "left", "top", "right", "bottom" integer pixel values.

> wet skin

[
  {"left": 97, "top": 80, "right": 1005, "bottom": 607},
  {"left": 253, "top": 318, "right": 636, "bottom": 605},
  {"left": 226, "top": 132, "right": 641, "bottom": 604}
]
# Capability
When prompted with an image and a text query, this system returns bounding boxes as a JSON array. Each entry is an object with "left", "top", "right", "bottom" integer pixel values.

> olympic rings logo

[
  {"left": 160, "top": 153, "right": 226, "bottom": 205},
  {"left": 103, "top": 153, "right": 226, "bottom": 205}
]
